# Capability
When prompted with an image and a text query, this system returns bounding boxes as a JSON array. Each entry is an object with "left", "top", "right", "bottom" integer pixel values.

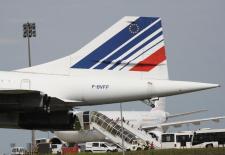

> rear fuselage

[
  {"left": 0, "top": 70, "right": 151, "bottom": 106},
  {"left": 0, "top": 70, "right": 217, "bottom": 106}
]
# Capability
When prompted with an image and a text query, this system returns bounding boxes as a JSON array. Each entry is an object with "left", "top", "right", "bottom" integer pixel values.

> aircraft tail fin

[
  {"left": 71, "top": 16, "right": 169, "bottom": 79},
  {"left": 17, "top": 16, "right": 169, "bottom": 80}
]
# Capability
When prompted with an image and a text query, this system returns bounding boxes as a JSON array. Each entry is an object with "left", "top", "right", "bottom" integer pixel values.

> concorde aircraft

[{"left": 0, "top": 16, "right": 219, "bottom": 130}]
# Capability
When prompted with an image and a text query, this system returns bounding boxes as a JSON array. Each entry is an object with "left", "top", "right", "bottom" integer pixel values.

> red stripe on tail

[{"left": 130, "top": 46, "right": 166, "bottom": 72}]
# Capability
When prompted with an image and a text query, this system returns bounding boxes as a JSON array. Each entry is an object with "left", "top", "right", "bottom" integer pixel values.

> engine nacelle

[{"left": 18, "top": 111, "right": 81, "bottom": 130}]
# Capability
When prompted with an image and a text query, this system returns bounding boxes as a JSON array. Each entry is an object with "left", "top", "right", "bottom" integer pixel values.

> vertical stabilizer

[
  {"left": 70, "top": 16, "right": 169, "bottom": 80},
  {"left": 18, "top": 16, "right": 169, "bottom": 81}
]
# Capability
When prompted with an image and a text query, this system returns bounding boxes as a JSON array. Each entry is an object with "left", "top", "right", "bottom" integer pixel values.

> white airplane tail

[{"left": 18, "top": 16, "right": 169, "bottom": 80}]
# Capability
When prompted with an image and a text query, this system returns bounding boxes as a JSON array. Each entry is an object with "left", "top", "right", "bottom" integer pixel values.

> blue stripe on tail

[
  {"left": 94, "top": 20, "right": 162, "bottom": 69},
  {"left": 71, "top": 17, "right": 158, "bottom": 69},
  {"left": 109, "top": 31, "right": 163, "bottom": 70}
]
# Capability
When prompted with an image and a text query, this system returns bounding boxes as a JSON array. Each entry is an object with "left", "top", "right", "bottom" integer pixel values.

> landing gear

[{"left": 142, "top": 97, "right": 159, "bottom": 108}]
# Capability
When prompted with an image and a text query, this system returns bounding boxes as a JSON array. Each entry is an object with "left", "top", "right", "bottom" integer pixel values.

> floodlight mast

[
  {"left": 23, "top": 22, "right": 36, "bottom": 154},
  {"left": 23, "top": 22, "right": 36, "bottom": 67}
]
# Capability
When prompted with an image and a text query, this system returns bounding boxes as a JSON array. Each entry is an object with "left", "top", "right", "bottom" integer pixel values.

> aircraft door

[{"left": 20, "top": 79, "right": 31, "bottom": 90}]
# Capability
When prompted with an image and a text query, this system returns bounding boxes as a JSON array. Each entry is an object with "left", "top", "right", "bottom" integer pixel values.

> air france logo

[{"left": 129, "top": 23, "right": 140, "bottom": 34}]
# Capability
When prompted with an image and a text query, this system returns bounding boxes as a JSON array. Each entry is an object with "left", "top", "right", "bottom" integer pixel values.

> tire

[
  {"left": 206, "top": 144, "right": 213, "bottom": 148},
  {"left": 136, "top": 147, "right": 142, "bottom": 151},
  {"left": 107, "top": 150, "right": 111, "bottom": 152}
]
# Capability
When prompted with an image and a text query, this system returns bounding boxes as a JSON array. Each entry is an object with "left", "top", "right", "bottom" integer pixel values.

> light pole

[
  {"left": 23, "top": 22, "right": 36, "bottom": 153},
  {"left": 23, "top": 22, "right": 36, "bottom": 67},
  {"left": 120, "top": 103, "right": 125, "bottom": 155}
]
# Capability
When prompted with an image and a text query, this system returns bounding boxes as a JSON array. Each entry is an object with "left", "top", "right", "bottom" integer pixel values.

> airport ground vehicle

[
  {"left": 11, "top": 147, "right": 26, "bottom": 155},
  {"left": 35, "top": 138, "right": 63, "bottom": 154},
  {"left": 161, "top": 128, "right": 225, "bottom": 149},
  {"left": 84, "top": 142, "right": 118, "bottom": 153},
  {"left": 191, "top": 128, "right": 225, "bottom": 148},
  {"left": 161, "top": 131, "right": 192, "bottom": 149}
]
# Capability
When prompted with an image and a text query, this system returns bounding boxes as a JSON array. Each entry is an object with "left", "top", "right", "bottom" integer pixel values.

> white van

[
  {"left": 85, "top": 142, "right": 118, "bottom": 153},
  {"left": 11, "top": 147, "right": 26, "bottom": 155}
]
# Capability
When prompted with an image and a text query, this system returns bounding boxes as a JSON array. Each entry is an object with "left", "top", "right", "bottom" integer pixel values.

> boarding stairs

[
  {"left": 89, "top": 111, "right": 146, "bottom": 151},
  {"left": 119, "top": 120, "right": 161, "bottom": 148}
]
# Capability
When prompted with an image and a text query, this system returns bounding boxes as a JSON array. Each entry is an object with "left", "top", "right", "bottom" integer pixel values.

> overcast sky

[{"left": 0, "top": 0, "right": 225, "bottom": 154}]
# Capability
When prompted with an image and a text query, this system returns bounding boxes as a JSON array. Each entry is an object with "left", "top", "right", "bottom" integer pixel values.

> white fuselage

[
  {"left": 0, "top": 69, "right": 218, "bottom": 130},
  {"left": 0, "top": 70, "right": 151, "bottom": 105},
  {"left": 0, "top": 70, "right": 217, "bottom": 106}
]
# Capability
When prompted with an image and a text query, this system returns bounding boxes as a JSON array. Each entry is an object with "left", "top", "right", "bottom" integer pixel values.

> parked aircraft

[
  {"left": 55, "top": 101, "right": 225, "bottom": 144},
  {"left": 0, "top": 16, "right": 219, "bottom": 130}
]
